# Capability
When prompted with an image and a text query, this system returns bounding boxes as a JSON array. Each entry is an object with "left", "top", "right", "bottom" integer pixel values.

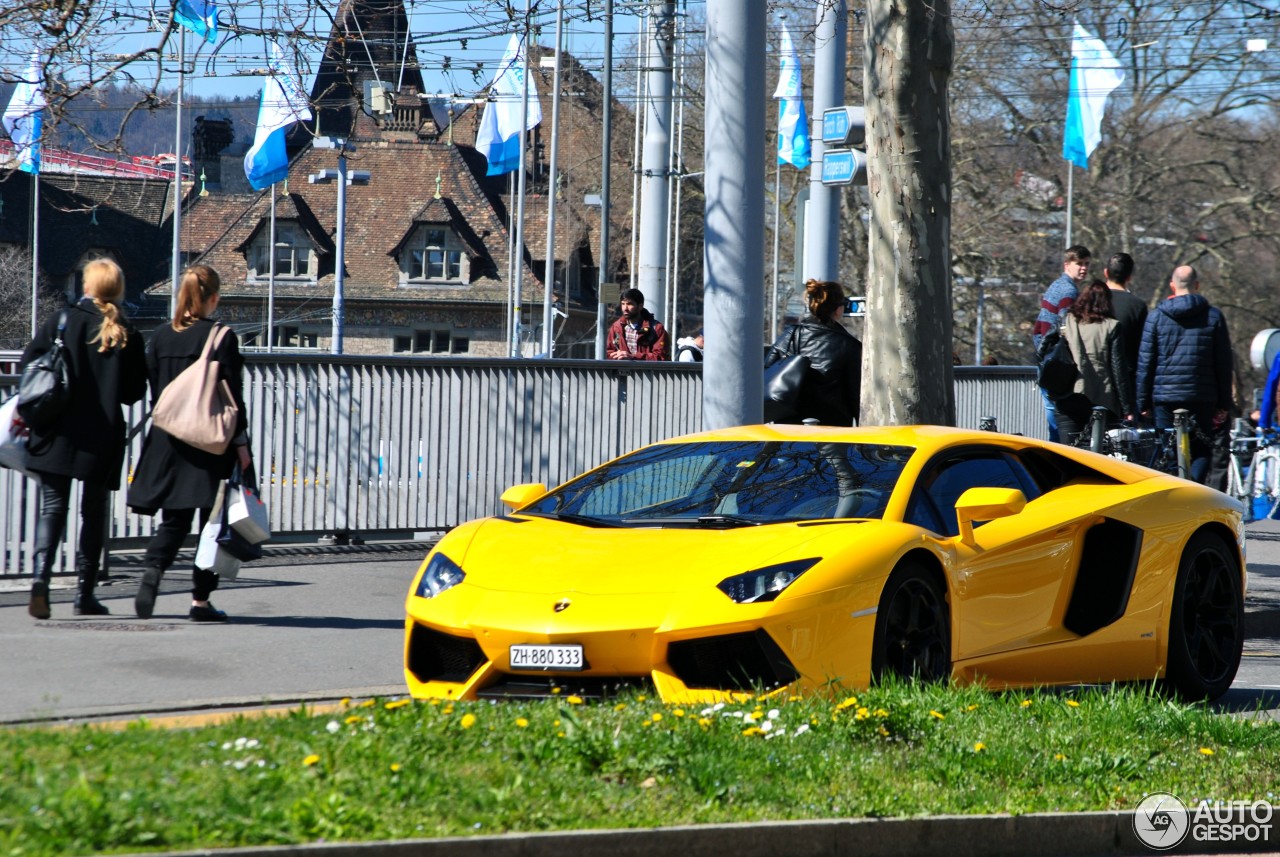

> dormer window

[
  {"left": 249, "top": 222, "right": 313, "bottom": 280},
  {"left": 401, "top": 224, "right": 467, "bottom": 285}
]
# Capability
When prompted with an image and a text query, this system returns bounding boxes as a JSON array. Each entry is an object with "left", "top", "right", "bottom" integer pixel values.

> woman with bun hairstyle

[
  {"left": 20, "top": 258, "right": 147, "bottom": 619},
  {"left": 128, "top": 265, "right": 253, "bottom": 622},
  {"left": 765, "top": 279, "right": 863, "bottom": 426}
]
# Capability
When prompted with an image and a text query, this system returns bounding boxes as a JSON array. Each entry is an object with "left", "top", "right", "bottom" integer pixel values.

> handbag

[
  {"left": 226, "top": 474, "right": 270, "bottom": 545},
  {"left": 17, "top": 310, "right": 72, "bottom": 432},
  {"left": 763, "top": 327, "right": 810, "bottom": 423},
  {"left": 151, "top": 324, "right": 239, "bottom": 455},
  {"left": 1036, "top": 327, "right": 1079, "bottom": 400},
  {"left": 0, "top": 394, "right": 37, "bottom": 479},
  {"left": 194, "top": 473, "right": 263, "bottom": 578}
]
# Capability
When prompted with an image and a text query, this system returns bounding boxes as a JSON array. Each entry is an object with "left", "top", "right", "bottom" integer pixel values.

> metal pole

[
  {"left": 703, "top": 0, "right": 765, "bottom": 429},
  {"left": 667, "top": 0, "right": 688, "bottom": 352},
  {"left": 803, "top": 0, "right": 846, "bottom": 283},
  {"left": 638, "top": 0, "right": 675, "bottom": 317},
  {"left": 511, "top": 1, "right": 533, "bottom": 357},
  {"left": 332, "top": 147, "right": 346, "bottom": 355},
  {"left": 1065, "top": 165, "right": 1074, "bottom": 248},
  {"left": 267, "top": 188, "right": 277, "bottom": 352},
  {"left": 170, "top": 31, "right": 186, "bottom": 319},
  {"left": 542, "top": 0, "right": 566, "bottom": 357},
  {"left": 29, "top": 170, "right": 39, "bottom": 337},
  {"left": 595, "top": 0, "right": 614, "bottom": 360},
  {"left": 770, "top": 158, "right": 781, "bottom": 342},
  {"left": 974, "top": 277, "right": 984, "bottom": 364},
  {"left": 507, "top": 170, "right": 516, "bottom": 350},
  {"left": 629, "top": 13, "right": 646, "bottom": 292}
]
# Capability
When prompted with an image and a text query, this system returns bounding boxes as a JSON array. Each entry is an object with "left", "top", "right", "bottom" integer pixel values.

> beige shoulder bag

[{"left": 150, "top": 324, "right": 239, "bottom": 455}]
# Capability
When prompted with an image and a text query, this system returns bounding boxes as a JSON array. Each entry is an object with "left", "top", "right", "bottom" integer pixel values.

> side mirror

[
  {"left": 500, "top": 483, "right": 547, "bottom": 511},
  {"left": 954, "top": 487, "right": 1026, "bottom": 547}
]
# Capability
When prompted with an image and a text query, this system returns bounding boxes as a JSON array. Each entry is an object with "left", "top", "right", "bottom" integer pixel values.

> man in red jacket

[{"left": 607, "top": 288, "right": 669, "bottom": 360}]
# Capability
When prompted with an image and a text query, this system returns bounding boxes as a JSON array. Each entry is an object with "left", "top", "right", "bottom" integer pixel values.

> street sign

[
  {"left": 822, "top": 106, "right": 866, "bottom": 147},
  {"left": 821, "top": 149, "right": 866, "bottom": 186}
]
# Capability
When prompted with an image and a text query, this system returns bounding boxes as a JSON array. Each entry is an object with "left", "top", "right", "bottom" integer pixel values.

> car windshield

[{"left": 521, "top": 440, "right": 915, "bottom": 527}]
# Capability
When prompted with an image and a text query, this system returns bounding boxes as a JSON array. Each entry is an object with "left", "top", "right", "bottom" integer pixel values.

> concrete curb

[{"left": 129, "top": 813, "right": 1279, "bottom": 857}]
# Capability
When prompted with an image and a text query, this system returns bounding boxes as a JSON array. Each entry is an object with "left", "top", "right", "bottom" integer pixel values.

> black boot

[
  {"left": 28, "top": 576, "right": 51, "bottom": 620},
  {"left": 135, "top": 565, "right": 163, "bottom": 619},
  {"left": 74, "top": 574, "right": 109, "bottom": 616},
  {"left": 29, "top": 517, "right": 59, "bottom": 620}
]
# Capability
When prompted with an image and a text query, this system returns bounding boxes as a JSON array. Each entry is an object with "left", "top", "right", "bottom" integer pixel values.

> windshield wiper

[
  {"left": 696, "top": 514, "right": 763, "bottom": 529},
  {"left": 523, "top": 511, "right": 622, "bottom": 528}
]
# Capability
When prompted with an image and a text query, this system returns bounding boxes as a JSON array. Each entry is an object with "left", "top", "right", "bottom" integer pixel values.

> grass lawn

[{"left": 1, "top": 682, "right": 1277, "bottom": 856}]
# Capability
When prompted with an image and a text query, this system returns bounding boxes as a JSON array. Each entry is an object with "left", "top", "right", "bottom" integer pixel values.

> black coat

[
  {"left": 19, "top": 300, "right": 147, "bottom": 488},
  {"left": 127, "top": 319, "right": 248, "bottom": 514},
  {"left": 767, "top": 316, "right": 863, "bottom": 426}
]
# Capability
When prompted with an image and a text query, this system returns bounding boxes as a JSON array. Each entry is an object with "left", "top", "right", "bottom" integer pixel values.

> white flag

[
  {"left": 244, "top": 42, "right": 312, "bottom": 190},
  {"left": 773, "top": 23, "right": 810, "bottom": 170},
  {"left": 3, "top": 53, "right": 46, "bottom": 175},
  {"left": 477, "top": 34, "right": 542, "bottom": 176},
  {"left": 1062, "top": 23, "right": 1123, "bottom": 169}
]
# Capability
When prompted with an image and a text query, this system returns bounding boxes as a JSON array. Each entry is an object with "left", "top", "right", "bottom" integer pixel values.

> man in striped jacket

[{"left": 1033, "top": 245, "right": 1092, "bottom": 442}]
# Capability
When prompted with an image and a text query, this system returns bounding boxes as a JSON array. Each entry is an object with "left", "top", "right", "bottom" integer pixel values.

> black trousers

[
  {"left": 36, "top": 473, "right": 109, "bottom": 576},
  {"left": 143, "top": 507, "right": 220, "bottom": 601}
]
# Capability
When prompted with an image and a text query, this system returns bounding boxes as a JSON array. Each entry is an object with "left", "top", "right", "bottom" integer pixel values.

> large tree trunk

[{"left": 861, "top": 0, "right": 955, "bottom": 427}]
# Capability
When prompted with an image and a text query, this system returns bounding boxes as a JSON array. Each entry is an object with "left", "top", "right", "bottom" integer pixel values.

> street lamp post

[{"left": 309, "top": 136, "right": 370, "bottom": 355}]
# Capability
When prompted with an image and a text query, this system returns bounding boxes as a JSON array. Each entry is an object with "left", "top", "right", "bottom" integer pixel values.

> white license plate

[{"left": 509, "top": 644, "right": 584, "bottom": 671}]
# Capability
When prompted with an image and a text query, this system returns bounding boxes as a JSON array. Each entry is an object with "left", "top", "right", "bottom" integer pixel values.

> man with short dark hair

[
  {"left": 607, "top": 288, "right": 669, "bottom": 361},
  {"left": 1104, "top": 252, "right": 1148, "bottom": 373},
  {"left": 1033, "top": 245, "right": 1091, "bottom": 441},
  {"left": 1135, "top": 265, "right": 1233, "bottom": 484}
]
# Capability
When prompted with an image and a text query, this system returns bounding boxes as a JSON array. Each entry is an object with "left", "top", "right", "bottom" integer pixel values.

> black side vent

[
  {"left": 1064, "top": 518, "right": 1143, "bottom": 636},
  {"left": 667, "top": 629, "right": 800, "bottom": 692},
  {"left": 406, "top": 624, "right": 487, "bottom": 684}
]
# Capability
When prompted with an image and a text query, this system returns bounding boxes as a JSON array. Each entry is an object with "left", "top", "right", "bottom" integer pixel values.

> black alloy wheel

[
  {"left": 871, "top": 562, "right": 952, "bottom": 683},
  {"left": 1162, "top": 531, "right": 1244, "bottom": 701}
]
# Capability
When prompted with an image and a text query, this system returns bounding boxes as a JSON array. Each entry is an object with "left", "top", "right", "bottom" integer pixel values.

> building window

[
  {"left": 250, "top": 223, "right": 312, "bottom": 280},
  {"left": 401, "top": 225, "right": 467, "bottom": 284},
  {"left": 278, "top": 326, "right": 319, "bottom": 349},
  {"left": 393, "top": 328, "right": 470, "bottom": 354}
]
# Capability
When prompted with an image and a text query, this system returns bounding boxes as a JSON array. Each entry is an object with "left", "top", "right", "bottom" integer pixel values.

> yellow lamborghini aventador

[{"left": 404, "top": 424, "right": 1245, "bottom": 703}]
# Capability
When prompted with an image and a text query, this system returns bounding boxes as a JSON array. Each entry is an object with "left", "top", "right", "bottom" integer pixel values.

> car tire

[
  {"left": 1162, "top": 531, "right": 1244, "bottom": 701},
  {"left": 871, "top": 561, "right": 952, "bottom": 683}
]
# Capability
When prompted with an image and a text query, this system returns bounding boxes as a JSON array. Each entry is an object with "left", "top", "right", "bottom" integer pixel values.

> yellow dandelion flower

[
  {"left": 637, "top": 695, "right": 647, "bottom": 702},
  {"left": 673, "top": 709, "right": 686, "bottom": 717},
  {"left": 339, "top": 697, "right": 351, "bottom": 707},
  {"left": 303, "top": 754, "right": 321, "bottom": 767},
  {"left": 344, "top": 715, "right": 362, "bottom": 725},
  {"left": 614, "top": 702, "right": 627, "bottom": 711},
  {"left": 929, "top": 710, "right": 945, "bottom": 720},
  {"left": 1054, "top": 753, "right": 1067, "bottom": 761},
  {"left": 360, "top": 699, "right": 376, "bottom": 708},
  {"left": 429, "top": 699, "right": 441, "bottom": 706},
  {"left": 567, "top": 696, "right": 584, "bottom": 705},
  {"left": 749, "top": 711, "right": 763, "bottom": 721},
  {"left": 652, "top": 712, "right": 663, "bottom": 722},
  {"left": 443, "top": 706, "right": 454, "bottom": 715},
  {"left": 698, "top": 717, "right": 712, "bottom": 728},
  {"left": 873, "top": 708, "right": 889, "bottom": 717},
  {"left": 973, "top": 742, "right": 986, "bottom": 752},
  {"left": 966, "top": 704, "right": 979, "bottom": 711},
  {"left": 1066, "top": 700, "right": 1080, "bottom": 708},
  {"left": 557, "top": 731, "right": 565, "bottom": 737},
  {"left": 1020, "top": 699, "right": 1032, "bottom": 708},
  {"left": 1199, "top": 747, "right": 1215, "bottom": 756},
  {"left": 642, "top": 719, "right": 652, "bottom": 727},
  {"left": 789, "top": 695, "right": 802, "bottom": 702},
  {"left": 836, "top": 696, "right": 859, "bottom": 710},
  {"left": 551, "top": 687, "right": 562, "bottom": 695},
  {"left": 515, "top": 717, "right": 530, "bottom": 728},
  {"left": 553, "top": 719, "right": 560, "bottom": 727},
  {"left": 460, "top": 713, "right": 477, "bottom": 729},
  {"left": 742, "top": 726, "right": 764, "bottom": 737},
  {"left": 384, "top": 699, "right": 411, "bottom": 710},
  {"left": 390, "top": 763, "right": 402, "bottom": 772},
  {"left": 877, "top": 724, "right": 890, "bottom": 737}
]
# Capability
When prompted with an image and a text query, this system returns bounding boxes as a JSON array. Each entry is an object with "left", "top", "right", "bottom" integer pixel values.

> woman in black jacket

[
  {"left": 765, "top": 279, "right": 863, "bottom": 426},
  {"left": 20, "top": 258, "right": 147, "bottom": 619},
  {"left": 127, "top": 265, "right": 253, "bottom": 622}
]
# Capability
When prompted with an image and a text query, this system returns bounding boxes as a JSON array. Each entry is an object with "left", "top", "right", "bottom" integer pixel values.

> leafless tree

[{"left": 0, "top": 245, "right": 59, "bottom": 350}]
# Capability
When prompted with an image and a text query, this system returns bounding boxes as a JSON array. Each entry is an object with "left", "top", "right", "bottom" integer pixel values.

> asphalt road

[{"left": 0, "top": 521, "right": 1278, "bottom": 726}]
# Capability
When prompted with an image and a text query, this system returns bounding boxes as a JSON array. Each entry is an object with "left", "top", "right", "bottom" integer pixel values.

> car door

[{"left": 905, "top": 448, "right": 1084, "bottom": 659}]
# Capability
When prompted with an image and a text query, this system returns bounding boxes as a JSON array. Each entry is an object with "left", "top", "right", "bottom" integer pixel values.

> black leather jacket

[{"left": 766, "top": 316, "right": 863, "bottom": 426}]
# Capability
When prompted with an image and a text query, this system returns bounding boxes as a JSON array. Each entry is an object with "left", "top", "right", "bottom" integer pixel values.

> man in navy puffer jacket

[{"left": 1135, "top": 264, "right": 1233, "bottom": 483}]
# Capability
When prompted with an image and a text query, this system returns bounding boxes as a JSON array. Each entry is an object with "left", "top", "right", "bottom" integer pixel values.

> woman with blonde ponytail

[
  {"left": 128, "top": 264, "right": 253, "bottom": 622},
  {"left": 18, "top": 258, "right": 147, "bottom": 619}
]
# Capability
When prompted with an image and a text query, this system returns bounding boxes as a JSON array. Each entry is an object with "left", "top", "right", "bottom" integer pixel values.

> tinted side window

[{"left": 905, "top": 453, "right": 1024, "bottom": 537}]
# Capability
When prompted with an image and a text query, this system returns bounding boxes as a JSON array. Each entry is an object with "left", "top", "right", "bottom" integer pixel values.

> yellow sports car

[{"left": 404, "top": 424, "right": 1245, "bottom": 703}]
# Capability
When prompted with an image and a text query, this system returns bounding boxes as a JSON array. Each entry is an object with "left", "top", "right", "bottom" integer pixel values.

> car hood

[{"left": 450, "top": 515, "right": 860, "bottom": 596}]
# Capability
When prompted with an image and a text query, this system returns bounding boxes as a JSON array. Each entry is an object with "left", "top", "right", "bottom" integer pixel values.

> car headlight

[
  {"left": 717, "top": 558, "right": 819, "bottom": 604},
  {"left": 415, "top": 551, "right": 466, "bottom": 598}
]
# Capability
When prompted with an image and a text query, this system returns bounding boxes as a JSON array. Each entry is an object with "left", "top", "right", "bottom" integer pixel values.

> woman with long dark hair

[
  {"left": 1056, "top": 278, "right": 1136, "bottom": 446},
  {"left": 128, "top": 265, "right": 253, "bottom": 622},
  {"left": 20, "top": 259, "right": 147, "bottom": 618},
  {"left": 765, "top": 279, "right": 863, "bottom": 426}
]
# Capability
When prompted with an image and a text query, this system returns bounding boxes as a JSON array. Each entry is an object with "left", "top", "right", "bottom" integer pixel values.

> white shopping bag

[
  {"left": 0, "top": 394, "right": 38, "bottom": 479},
  {"left": 195, "top": 518, "right": 242, "bottom": 580},
  {"left": 226, "top": 483, "right": 270, "bottom": 545}
]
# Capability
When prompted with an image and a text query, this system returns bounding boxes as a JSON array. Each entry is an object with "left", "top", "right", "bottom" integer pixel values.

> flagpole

[
  {"left": 770, "top": 157, "right": 781, "bottom": 341},
  {"left": 1065, "top": 164, "right": 1073, "bottom": 248},
  {"left": 267, "top": 186, "right": 277, "bottom": 352},
  {"left": 511, "top": 1, "right": 533, "bottom": 357},
  {"left": 506, "top": 170, "right": 516, "bottom": 349},
  {"left": 541, "top": 0, "right": 566, "bottom": 357},
  {"left": 170, "top": 30, "right": 186, "bottom": 319},
  {"left": 30, "top": 170, "right": 40, "bottom": 337}
]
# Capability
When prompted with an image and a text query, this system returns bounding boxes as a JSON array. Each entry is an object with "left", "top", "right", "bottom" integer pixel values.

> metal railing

[{"left": 2, "top": 359, "right": 1040, "bottom": 576}]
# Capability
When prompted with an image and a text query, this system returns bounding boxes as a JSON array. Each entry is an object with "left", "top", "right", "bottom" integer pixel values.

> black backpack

[
  {"left": 1035, "top": 326, "right": 1079, "bottom": 400},
  {"left": 17, "top": 310, "right": 73, "bottom": 431}
]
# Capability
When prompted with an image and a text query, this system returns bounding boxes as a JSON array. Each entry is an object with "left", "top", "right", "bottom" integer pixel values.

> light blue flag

[
  {"left": 773, "top": 23, "right": 810, "bottom": 170},
  {"left": 244, "top": 43, "right": 312, "bottom": 190},
  {"left": 2, "top": 54, "right": 45, "bottom": 175},
  {"left": 1063, "top": 23, "right": 1123, "bottom": 169},
  {"left": 174, "top": 0, "right": 218, "bottom": 44},
  {"left": 476, "top": 34, "right": 542, "bottom": 176}
]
